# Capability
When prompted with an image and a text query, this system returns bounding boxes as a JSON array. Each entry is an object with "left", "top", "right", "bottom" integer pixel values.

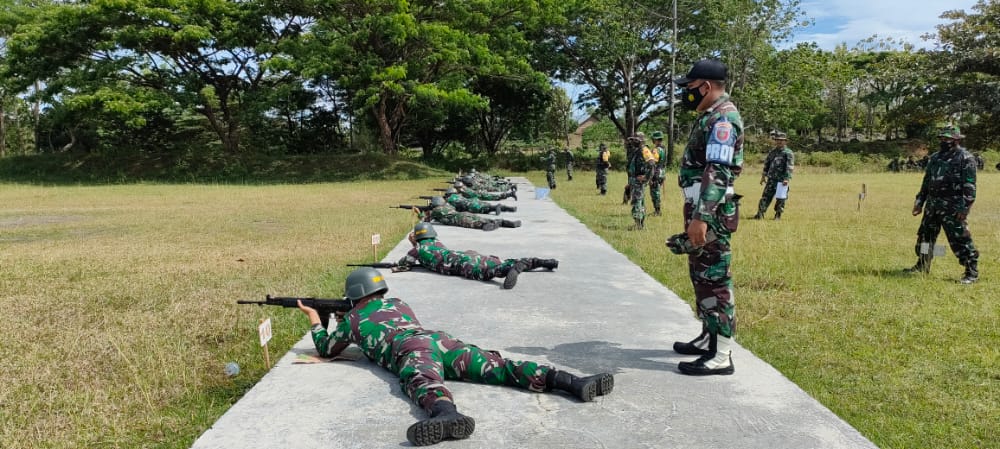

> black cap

[{"left": 673, "top": 59, "right": 728, "bottom": 85}]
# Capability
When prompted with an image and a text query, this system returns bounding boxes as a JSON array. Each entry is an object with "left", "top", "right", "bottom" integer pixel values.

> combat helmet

[
  {"left": 445, "top": 187, "right": 457, "bottom": 195},
  {"left": 412, "top": 222, "right": 437, "bottom": 241},
  {"left": 344, "top": 267, "right": 389, "bottom": 301},
  {"left": 937, "top": 125, "right": 963, "bottom": 139},
  {"left": 429, "top": 196, "right": 446, "bottom": 207}
]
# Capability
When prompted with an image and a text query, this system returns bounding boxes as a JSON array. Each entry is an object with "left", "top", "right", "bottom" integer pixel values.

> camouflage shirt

[
  {"left": 763, "top": 146, "right": 794, "bottom": 181},
  {"left": 309, "top": 296, "right": 423, "bottom": 369},
  {"left": 915, "top": 145, "right": 977, "bottom": 213},
  {"left": 678, "top": 94, "right": 744, "bottom": 220},
  {"left": 396, "top": 238, "right": 460, "bottom": 274}
]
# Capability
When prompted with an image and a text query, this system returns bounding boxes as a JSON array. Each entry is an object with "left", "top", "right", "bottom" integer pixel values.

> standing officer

[
  {"left": 563, "top": 148, "right": 575, "bottom": 181},
  {"left": 649, "top": 131, "right": 668, "bottom": 216},
  {"left": 626, "top": 132, "right": 655, "bottom": 230},
  {"left": 543, "top": 149, "right": 558, "bottom": 189},
  {"left": 596, "top": 143, "right": 611, "bottom": 195},
  {"left": 668, "top": 58, "right": 743, "bottom": 375},
  {"left": 753, "top": 131, "right": 794, "bottom": 220},
  {"left": 904, "top": 125, "right": 979, "bottom": 284}
]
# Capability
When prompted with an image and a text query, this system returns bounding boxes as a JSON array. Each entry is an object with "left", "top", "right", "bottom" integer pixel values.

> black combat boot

[
  {"left": 502, "top": 259, "right": 530, "bottom": 289},
  {"left": 654, "top": 207, "right": 662, "bottom": 216},
  {"left": 751, "top": 211, "right": 764, "bottom": 220},
  {"left": 672, "top": 330, "right": 710, "bottom": 355},
  {"left": 600, "top": 188, "right": 606, "bottom": 195},
  {"left": 960, "top": 260, "right": 979, "bottom": 284},
  {"left": 509, "top": 191, "right": 518, "bottom": 201},
  {"left": 500, "top": 205, "right": 517, "bottom": 213},
  {"left": 481, "top": 220, "right": 500, "bottom": 232},
  {"left": 492, "top": 204, "right": 504, "bottom": 215},
  {"left": 537, "top": 259, "right": 559, "bottom": 270},
  {"left": 501, "top": 219, "right": 521, "bottom": 228},
  {"left": 545, "top": 370, "right": 615, "bottom": 402},
  {"left": 678, "top": 333, "right": 735, "bottom": 376},
  {"left": 903, "top": 253, "right": 933, "bottom": 274},
  {"left": 774, "top": 212, "right": 782, "bottom": 220},
  {"left": 406, "top": 400, "right": 476, "bottom": 446},
  {"left": 631, "top": 218, "right": 644, "bottom": 230}
]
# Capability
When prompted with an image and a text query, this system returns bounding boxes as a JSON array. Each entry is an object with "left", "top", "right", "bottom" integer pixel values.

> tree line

[{"left": 0, "top": 0, "right": 996, "bottom": 161}]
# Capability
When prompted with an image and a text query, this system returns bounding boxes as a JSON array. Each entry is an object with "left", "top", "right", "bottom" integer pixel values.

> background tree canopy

[{"left": 0, "top": 0, "right": 996, "bottom": 164}]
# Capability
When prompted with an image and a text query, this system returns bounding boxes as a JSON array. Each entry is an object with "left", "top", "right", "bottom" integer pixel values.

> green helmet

[
  {"left": 937, "top": 125, "right": 963, "bottom": 139},
  {"left": 344, "top": 267, "right": 389, "bottom": 301},
  {"left": 412, "top": 222, "right": 437, "bottom": 241},
  {"left": 651, "top": 131, "right": 664, "bottom": 140},
  {"left": 445, "top": 187, "right": 457, "bottom": 195},
  {"left": 453, "top": 181, "right": 464, "bottom": 189},
  {"left": 430, "top": 196, "right": 445, "bottom": 207}
]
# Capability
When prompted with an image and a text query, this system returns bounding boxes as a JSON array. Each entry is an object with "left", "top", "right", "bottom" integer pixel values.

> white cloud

[{"left": 795, "top": 0, "right": 980, "bottom": 49}]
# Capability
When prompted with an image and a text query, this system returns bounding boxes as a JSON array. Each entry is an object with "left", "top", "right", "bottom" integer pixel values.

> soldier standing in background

[
  {"left": 752, "top": 131, "right": 794, "bottom": 220},
  {"left": 543, "top": 149, "right": 557, "bottom": 189},
  {"left": 596, "top": 143, "right": 611, "bottom": 195},
  {"left": 649, "top": 131, "right": 667, "bottom": 216},
  {"left": 563, "top": 149, "right": 575, "bottom": 181},
  {"left": 904, "top": 125, "right": 979, "bottom": 284},
  {"left": 669, "top": 59, "right": 744, "bottom": 375},
  {"left": 626, "top": 133, "right": 655, "bottom": 230}
]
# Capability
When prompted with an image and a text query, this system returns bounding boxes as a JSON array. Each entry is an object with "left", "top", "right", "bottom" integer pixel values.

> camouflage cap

[
  {"left": 773, "top": 131, "right": 788, "bottom": 140},
  {"left": 937, "top": 125, "right": 963, "bottom": 139},
  {"left": 651, "top": 131, "right": 664, "bottom": 140}
]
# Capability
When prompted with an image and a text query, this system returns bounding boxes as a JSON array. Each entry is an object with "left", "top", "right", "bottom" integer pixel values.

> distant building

[{"left": 567, "top": 113, "right": 601, "bottom": 149}]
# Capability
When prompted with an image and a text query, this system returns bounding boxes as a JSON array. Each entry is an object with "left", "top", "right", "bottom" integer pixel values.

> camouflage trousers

[
  {"left": 679, "top": 201, "right": 737, "bottom": 338},
  {"left": 392, "top": 329, "right": 550, "bottom": 412},
  {"left": 451, "top": 200, "right": 494, "bottom": 215},
  {"left": 757, "top": 179, "right": 787, "bottom": 215},
  {"left": 566, "top": 162, "right": 573, "bottom": 180},
  {"left": 630, "top": 178, "right": 648, "bottom": 220},
  {"left": 470, "top": 191, "right": 509, "bottom": 201},
  {"left": 649, "top": 174, "right": 664, "bottom": 212},
  {"left": 436, "top": 211, "right": 497, "bottom": 230},
  {"left": 546, "top": 169, "right": 557, "bottom": 189},
  {"left": 596, "top": 167, "right": 608, "bottom": 192},
  {"left": 449, "top": 252, "right": 517, "bottom": 281},
  {"left": 915, "top": 206, "right": 978, "bottom": 265}
]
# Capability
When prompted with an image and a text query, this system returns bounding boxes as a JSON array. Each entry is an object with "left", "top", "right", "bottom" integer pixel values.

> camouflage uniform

[
  {"left": 909, "top": 134, "right": 978, "bottom": 280},
  {"left": 649, "top": 141, "right": 667, "bottom": 215},
  {"left": 564, "top": 150, "right": 575, "bottom": 180},
  {"left": 425, "top": 203, "right": 499, "bottom": 230},
  {"left": 309, "top": 297, "right": 550, "bottom": 413},
  {"left": 674, "top": 94, "right": 743, "bottom": 339},
  {"left": 445, "top": 193, "right": 501, "bottom": 215},
  {"left": 626, "top": 138, "right": 655, "bottom": 228},
  {"left": 596, "top": 146, "right": 610, "bottom": 195},
  {"left": 755, "top": 144, "right": 794, "bottom": 219},
  {"left": 396, "top": 239, "right": 519, "bottom": 282},
  {"left": 543, "top": 151, "right": 557, "bottom": 189},
  {"left": 456, "top": 186, "right": 515, "bottom": 202}
]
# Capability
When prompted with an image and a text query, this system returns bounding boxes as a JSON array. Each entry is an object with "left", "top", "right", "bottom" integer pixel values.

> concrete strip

[{"left": 192, "top": 178, "right": 878, "bottom": 449}]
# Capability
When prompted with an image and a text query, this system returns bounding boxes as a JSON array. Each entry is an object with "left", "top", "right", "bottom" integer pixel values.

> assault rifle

[
  {"left": 237, "top": 294, "right": 355, "bottom": 328},
  {"left": 346, "top": 262, "right": 422, "bottom": 272},
  {"left": 391, "top": 204, "right": 433, "bottom": 212}
]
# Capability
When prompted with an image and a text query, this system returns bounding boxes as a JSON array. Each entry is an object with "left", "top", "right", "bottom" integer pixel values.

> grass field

[
  {"left": 526, "top": 168, "right": 998, "bottom": 449},
  {"left": 0, "top": 168, "right": 996, "bottom": 449}
]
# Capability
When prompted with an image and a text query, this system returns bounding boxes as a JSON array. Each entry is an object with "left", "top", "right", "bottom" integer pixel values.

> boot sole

[
  {"left": 578, "top": 374, "right": 615, "bottom": 401},
  {"left": 678, "top": 361, "right": 735, "bottom": 376},
  {"left": 595, "top": 374, "right": 614, "bottom": 396},
  {"left": 406, "top": 415, "right": 476, "bottom": 446}
]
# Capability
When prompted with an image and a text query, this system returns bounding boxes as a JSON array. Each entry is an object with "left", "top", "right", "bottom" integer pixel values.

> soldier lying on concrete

[
  {"left": 422, "top": 196, "right": 520, "bottom": 231},
  {"left": 297, "top": 267, "right": 614, "bottom": 446},
  {"left": 394, "top": 223, "right": 557, "bottom": 289},
  {"left": 422, "top": 188, "right": 516, "bottom": 215}
]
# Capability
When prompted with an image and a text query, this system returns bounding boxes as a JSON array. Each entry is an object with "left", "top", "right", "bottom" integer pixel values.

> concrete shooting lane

[{"left": 192, "top": 177, "right": 878, "bottom": 449}]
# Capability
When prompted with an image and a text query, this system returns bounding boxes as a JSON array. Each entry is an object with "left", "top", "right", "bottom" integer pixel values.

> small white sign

[
  {"left": 371, "top": 234, "right": 381, "bottom": 245},
  {"left": 258, "top": 318, "right": 272, "bottom": 347},
  {"left": 775, "top": 183, "right": 789, "bottom": 199}
]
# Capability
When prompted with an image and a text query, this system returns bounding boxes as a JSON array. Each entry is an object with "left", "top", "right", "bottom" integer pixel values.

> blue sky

[{"left": 794, "top": 0, "right": 980, "bottom": 49}]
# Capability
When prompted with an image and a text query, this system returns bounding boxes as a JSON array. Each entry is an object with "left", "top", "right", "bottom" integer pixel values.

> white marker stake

[
  {"left": 371, "top": 233, "right": 381, "bottom": 262},
  {"left": 258, "top": 318, "right": 272, "bottom": 369}
]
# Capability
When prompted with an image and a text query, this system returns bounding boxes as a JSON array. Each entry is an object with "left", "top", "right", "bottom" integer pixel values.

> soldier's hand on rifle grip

[{"left": 296, "top": 300, "right": 322, "bottom": 326}]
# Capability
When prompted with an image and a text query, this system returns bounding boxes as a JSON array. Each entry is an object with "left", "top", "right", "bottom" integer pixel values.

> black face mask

[
  {"left": 939, "top": 141, "right": 954, "bottom": 152},
  {"left": 680, "top": 84, "right": 706, "bottom": 110}
]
